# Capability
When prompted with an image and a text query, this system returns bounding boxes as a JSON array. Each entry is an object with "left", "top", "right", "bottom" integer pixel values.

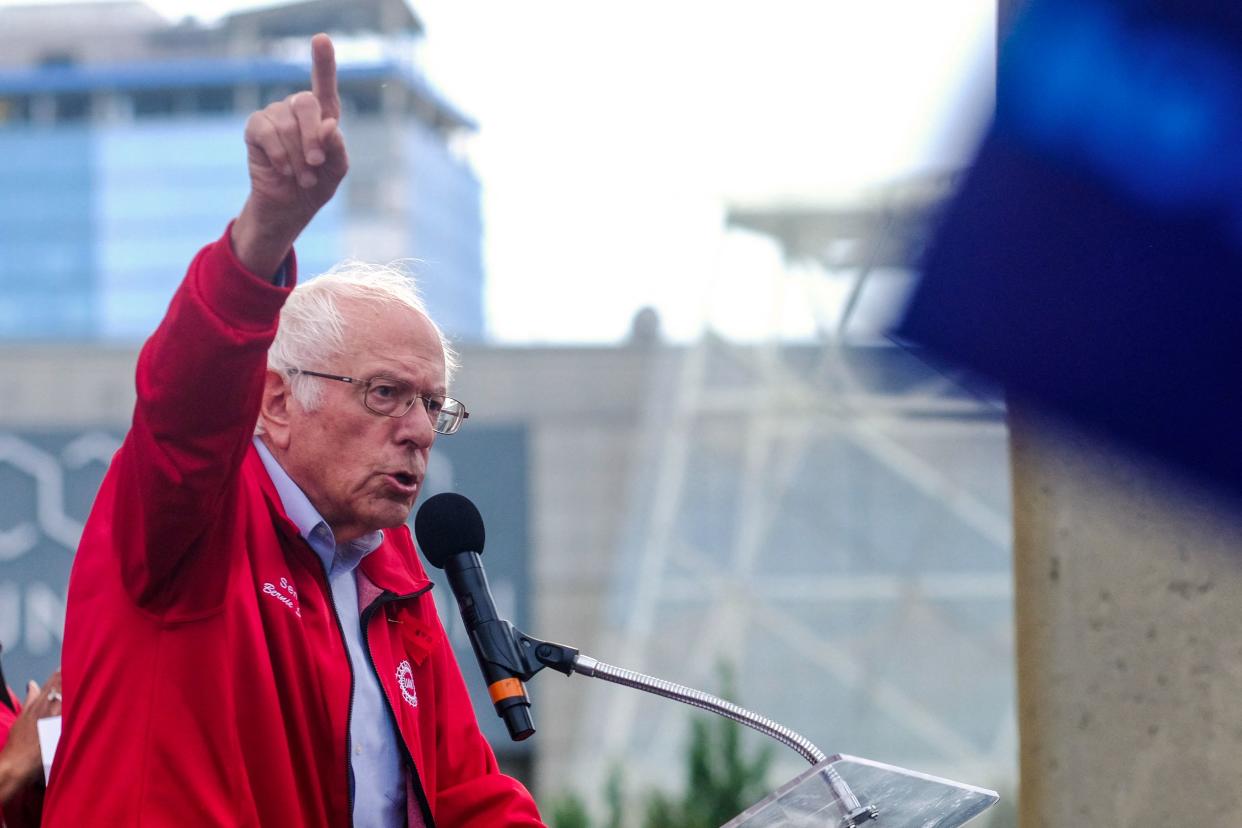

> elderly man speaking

[{"left": 42, "top": 34, "right": 543, "bottom": 828}]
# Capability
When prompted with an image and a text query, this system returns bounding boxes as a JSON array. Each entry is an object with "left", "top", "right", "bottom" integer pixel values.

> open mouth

[{"left": 380, "top": 470, "right": 420, "bottom": 498}]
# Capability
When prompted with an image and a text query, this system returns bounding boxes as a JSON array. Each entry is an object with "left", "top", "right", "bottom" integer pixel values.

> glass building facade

[{"left": 0, "top": 7, "right": 485, "bottom": 342}]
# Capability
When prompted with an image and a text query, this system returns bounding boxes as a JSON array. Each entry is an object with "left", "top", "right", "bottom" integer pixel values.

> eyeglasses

[{"left": 288, "top": 369, "right": 470, "bottom": 435}]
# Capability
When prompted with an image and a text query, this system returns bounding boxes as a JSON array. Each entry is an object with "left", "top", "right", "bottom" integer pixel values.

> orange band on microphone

[{"left": 488, "top": 678, "right": 526, "bottom": 704}]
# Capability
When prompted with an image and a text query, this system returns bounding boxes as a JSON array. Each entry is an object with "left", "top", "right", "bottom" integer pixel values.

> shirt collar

[{"left": 253, "top": 437, "right": 383, "bottom": 574}]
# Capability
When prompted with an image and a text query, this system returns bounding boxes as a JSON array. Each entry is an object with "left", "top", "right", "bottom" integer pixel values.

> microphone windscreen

[{"left": 414, "top": 492, "right": 486, "bottom": 568}]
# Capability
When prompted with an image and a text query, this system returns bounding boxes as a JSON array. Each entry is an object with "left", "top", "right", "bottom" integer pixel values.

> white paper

[{"left": 36, "top": 715, "right": 61, "bottom": 784}]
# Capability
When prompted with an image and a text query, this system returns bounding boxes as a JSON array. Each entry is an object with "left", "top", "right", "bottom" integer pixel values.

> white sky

[{"left": 9, "top": 0, "right": 997, "bottom": 343}]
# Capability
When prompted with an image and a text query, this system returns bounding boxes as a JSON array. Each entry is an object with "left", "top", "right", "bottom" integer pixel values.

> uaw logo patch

[{"left": 396, "top": 660, "right": 418, "bottom": 708}]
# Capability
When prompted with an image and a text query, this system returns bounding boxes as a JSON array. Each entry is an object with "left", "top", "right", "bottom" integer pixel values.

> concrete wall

[{"left": 1011, "top": 405, "right": 1242, "bottom": 826}]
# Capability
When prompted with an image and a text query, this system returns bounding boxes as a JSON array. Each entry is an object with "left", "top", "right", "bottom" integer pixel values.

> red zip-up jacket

[{"left": 42, "top": 230, "right": 544, "bottom": 827}]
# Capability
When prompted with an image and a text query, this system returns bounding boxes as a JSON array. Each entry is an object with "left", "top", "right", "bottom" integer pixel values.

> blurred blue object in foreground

[{"left": 897, "top": 0, "right": 1242, "bottom": 495}]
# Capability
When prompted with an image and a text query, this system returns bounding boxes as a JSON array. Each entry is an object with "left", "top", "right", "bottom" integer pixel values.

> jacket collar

[
  {"left": 358, "top": 528, "right": 433, "bottom": 600},
  {"left": 247, "top": 443, "right": 304, "bottom": 544}
]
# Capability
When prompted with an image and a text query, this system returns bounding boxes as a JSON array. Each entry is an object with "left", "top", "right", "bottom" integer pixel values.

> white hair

[{"left": 260, "top": 260, "right": 459, "bottom": 428}]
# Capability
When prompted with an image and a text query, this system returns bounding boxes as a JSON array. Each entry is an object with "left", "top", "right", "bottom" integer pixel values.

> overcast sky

[{"left": 10, "top": 0, "right": 997, "bottom": 343}]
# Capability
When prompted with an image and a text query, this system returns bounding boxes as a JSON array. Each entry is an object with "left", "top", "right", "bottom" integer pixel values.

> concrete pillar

[{"left": 1011, "top": 404, "right": 1242, "bottom": 826}]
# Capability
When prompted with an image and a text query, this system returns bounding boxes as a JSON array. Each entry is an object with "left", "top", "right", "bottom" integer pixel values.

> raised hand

[{"left": 232, "top": 33, "right": 350, "bottom": 277}]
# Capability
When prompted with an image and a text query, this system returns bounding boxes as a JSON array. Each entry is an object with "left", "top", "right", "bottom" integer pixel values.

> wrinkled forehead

[{"left": 336, "top": 298, "right": 446, "bottom": 385}]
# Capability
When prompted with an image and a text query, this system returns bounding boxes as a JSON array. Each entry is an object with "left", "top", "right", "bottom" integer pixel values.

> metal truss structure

[{"left": 567, "top": 175, "right": 1018, "bottom": 809}]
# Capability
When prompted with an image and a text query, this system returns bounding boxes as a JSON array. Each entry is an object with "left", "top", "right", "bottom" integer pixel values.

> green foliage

[
  {"left": 550, "top": 792, "right": 592, "bottom": 828},
  {"left": 604, "top": 765, "right": 626, "bottom": 828},
  {"left": 641, "top": 711, "right": 775, "bottom": 828},
  {"left": 549, "top": 764, "right": 627, "bottom": 828}
]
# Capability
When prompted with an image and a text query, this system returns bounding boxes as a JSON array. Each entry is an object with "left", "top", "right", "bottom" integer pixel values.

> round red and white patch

[{"left": 396, "top": 660, "right": 418, "bottom": 708}]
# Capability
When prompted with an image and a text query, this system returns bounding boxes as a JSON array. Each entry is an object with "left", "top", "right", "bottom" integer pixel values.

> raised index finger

[{"left": 310, "top": 33, "right": 340, "bottom": 122}]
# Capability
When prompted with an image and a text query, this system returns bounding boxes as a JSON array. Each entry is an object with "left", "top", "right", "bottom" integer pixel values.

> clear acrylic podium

[{"left": 724, "top": 754, "right": 999, "bottom": 828}]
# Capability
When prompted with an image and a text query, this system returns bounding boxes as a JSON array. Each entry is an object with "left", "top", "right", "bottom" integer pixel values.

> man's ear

[{"left": 260, "top": 369, "right": 294, "bottom": 449}]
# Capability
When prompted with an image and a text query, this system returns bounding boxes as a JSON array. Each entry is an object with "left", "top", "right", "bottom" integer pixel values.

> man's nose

[{"left": 394, "top": 400, "right": 436, "bottom": 447}]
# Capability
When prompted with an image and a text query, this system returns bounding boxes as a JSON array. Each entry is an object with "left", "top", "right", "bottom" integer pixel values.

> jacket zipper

[{"left": 361, "top": 586, "right": 438, "bottom": 828}]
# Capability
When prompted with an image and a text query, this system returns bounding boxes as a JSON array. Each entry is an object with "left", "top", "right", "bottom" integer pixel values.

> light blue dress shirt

[{"left": 255, "top": 438, "right": 407, "bottom": 827}]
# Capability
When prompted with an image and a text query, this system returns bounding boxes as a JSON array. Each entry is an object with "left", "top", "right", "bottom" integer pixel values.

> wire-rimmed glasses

[{"left": 288, "top": 368, "right": 470, "bottom": 435}]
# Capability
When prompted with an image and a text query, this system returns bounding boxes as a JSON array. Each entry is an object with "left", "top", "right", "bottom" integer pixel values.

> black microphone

[{"left": 414, "top": 492, "right": 535, "bottom": 741}]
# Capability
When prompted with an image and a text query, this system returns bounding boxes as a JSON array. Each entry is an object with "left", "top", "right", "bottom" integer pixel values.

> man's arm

[{"left": 111, "top": 35, "right": 348, "bottom": 609}]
